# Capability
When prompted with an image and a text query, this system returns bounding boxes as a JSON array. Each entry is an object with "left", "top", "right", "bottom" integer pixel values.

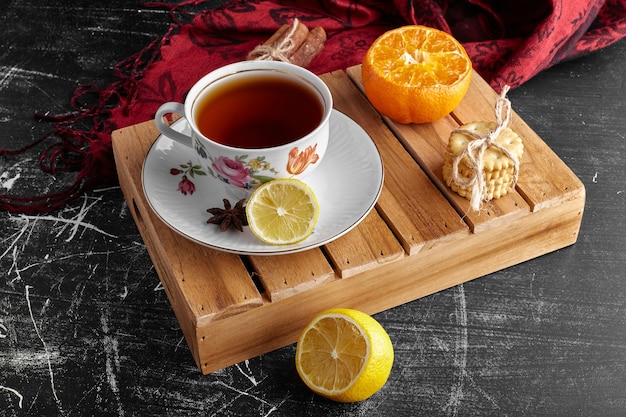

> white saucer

[{"left": 142, "top": 110, "right": 384, "bottom": 255}]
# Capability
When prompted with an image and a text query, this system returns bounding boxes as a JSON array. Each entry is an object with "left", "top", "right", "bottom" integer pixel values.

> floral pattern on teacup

[
  {"left": 206, "top": 155, "right": 279, "bottom": 190},
  {"left": 193, "top": 138, "right": 279, "bottom": 189},
  {"left": 170, "top": 161, "right": 206, "bottom": 196},
  {"left": 193, "top": 137, "right": 319, "bottom": 190},
  {"left": 286, "top": 144, "right": 319, "bottom": 175},
  {"left": 210, "top": 156, "right": 254, "bottom": 188}
]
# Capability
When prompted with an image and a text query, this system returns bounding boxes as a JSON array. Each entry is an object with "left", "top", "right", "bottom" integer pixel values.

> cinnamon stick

[
  {"left": 289, "top": 26, "right": 326, "bottom": 68},
  {"left": 247, "top": 20, "right": 310, "bottom": 62}
]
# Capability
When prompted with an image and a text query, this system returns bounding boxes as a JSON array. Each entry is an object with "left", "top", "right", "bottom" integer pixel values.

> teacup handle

[{"left": 154, "top": 102, "right": 192, "bottom": 147}]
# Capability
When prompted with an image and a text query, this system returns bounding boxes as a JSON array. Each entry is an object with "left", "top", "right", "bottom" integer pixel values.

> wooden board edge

[{"left": 195, "top": 195, "right": 583, "bottom": 374}]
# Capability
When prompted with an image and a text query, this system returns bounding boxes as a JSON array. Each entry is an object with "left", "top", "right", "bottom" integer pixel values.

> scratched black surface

[{"left": 1, "top": 1, "right": 625, "bottom": 416}]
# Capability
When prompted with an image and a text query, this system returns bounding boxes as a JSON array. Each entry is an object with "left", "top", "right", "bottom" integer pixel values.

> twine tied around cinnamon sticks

[
  {"left": 247, "top": 19, "right": 326, "bottom": 68},
  {"left": 449, "top": 85, "right": 520, "bottom": 211}
]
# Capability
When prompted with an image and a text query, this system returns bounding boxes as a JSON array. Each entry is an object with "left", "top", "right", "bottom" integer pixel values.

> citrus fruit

[
  {"left": 362, "top": 25, "right": 472, "bottom": 124},
  {"left": 295, "top": 308, "right": 394, "bottom": 402},
  {"left": 245, "top": 178, "right": 320, "bottom": 245}
]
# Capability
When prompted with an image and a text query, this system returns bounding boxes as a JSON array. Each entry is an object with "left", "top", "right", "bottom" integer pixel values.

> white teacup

[{"left": 155, "top": 60, "right": 332, "bottom": 196}]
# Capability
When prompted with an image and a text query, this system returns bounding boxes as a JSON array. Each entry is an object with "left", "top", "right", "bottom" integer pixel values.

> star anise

[{"left": 206, "top": 198, "right": 248, "bottom": 232}]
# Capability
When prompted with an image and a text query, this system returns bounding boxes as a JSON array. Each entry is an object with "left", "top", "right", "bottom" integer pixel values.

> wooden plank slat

[
  {"left": 321, "top": 70, "right": 469, "bottom": 255},
  {"left": 510, "top": 115, "right": 586, "bottom": 211},
  {"left": 323, "top": 209, "right": 404, "bottom": 278},
  {"left": 248, "top": 249, "right": 335, "bottom": 302}
]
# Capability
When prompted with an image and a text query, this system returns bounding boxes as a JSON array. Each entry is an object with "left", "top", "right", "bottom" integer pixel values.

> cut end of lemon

[
  {"left": 295, "top": 308, "right": 394, "bottom": 403},
  {"left": 245, "top": 178, "right": 320, "bottom": 245}
]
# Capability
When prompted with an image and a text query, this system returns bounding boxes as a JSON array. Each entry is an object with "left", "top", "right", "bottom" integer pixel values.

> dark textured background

[{"left": 1, "top": 1, "right": 625, "bottom": 416}]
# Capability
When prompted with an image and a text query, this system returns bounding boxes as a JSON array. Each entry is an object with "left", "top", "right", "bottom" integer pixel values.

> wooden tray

[{"left": 111, "top": 65, "right": 585, "bottom": 375}]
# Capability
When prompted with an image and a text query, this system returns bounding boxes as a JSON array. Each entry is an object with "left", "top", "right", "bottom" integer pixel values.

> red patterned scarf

[{"left": 2, "top": 0, "right": 625, "bottom": 214}]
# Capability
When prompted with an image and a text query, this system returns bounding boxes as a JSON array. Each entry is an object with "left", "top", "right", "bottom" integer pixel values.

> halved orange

[{"left": 362, "top": 25, "right": 472, "bottom": 124}]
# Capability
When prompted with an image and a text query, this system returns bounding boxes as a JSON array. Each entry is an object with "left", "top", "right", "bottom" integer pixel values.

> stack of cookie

[{"left": 442, "top": 121, "right": 524, "bottom": 206}]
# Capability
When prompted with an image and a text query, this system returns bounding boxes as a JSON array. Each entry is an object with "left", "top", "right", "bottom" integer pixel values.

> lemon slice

[
  {"left": 245, "top": 178, "right": 320, "bottom": 245},
  {"left": 295, "top": 308, "right": 394, "bottom": 402}
]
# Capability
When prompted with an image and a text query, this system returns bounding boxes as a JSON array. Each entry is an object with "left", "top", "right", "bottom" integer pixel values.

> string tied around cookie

[
  {"left": 450, "top": 85, "right": 520, "bottom": 211},
  {"left": 249, "top": 19, "right": 301, "bottom": 62}
]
